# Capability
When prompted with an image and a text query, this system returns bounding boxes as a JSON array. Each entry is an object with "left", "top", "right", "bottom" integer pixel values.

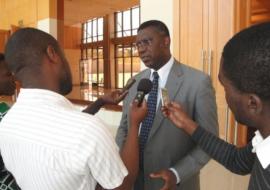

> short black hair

[
  {"left": 4, "top": 28, "right": 60, "bottom": 79},
  {"left": 138, "top": 20, "right": 170, "bottom": 37},
  {"left": 222, "top": 22, "right": 270, "bottom": 100},
  {"left": 0, "top": 53, "right": 4, "bottom": 62}
]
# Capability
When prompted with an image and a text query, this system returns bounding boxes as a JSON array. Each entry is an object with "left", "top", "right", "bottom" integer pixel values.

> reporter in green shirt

[{"left": 0, "top": 53, "right": 20, "bottom": 190}]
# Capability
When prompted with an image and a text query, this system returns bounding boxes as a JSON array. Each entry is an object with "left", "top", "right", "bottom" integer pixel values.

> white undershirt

[{"left": 252, "top": 130, "right": 270, "bottom": 169}]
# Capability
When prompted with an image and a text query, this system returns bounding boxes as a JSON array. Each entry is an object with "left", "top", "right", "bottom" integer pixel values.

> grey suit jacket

[{"left": 116, "top": 60, "right": 218, "bottom": 190}]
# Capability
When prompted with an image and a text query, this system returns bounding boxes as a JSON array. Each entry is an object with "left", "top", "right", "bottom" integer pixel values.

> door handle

[
  {"left": 208, "top": 50, "right": 213, "bottom": 76},
  {"left": 200, "top": 49, "right": 206, "bottom": 72},
  {"left": 225, "top": 105, "right": 230, "bottom": 141}
]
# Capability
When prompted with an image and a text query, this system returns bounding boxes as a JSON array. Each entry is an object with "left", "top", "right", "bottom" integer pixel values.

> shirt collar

[
  {"left": 17, "top": 88, "right": 75, "bottom": 110},
  {"left": 252, "top": 130, "right": 270, "bottom": 169},
  {"left": 150, "top": 56, "right": 174, "bottom": 88}
]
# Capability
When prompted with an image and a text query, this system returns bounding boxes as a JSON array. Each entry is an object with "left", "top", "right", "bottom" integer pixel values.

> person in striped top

[
  {"left": 0, "top": 53, "right": 20, "bottom": 190},
  {"left": 163, "top": 22, "right": 270, "bottom": 190},
  {"left": 0, "top": 28, "right": 146, "bottom": 190}
]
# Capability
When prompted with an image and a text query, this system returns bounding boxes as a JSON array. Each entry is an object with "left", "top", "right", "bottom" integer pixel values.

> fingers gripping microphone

[{"left": 134, "top": 78, "right": 153, "bottom": 106}]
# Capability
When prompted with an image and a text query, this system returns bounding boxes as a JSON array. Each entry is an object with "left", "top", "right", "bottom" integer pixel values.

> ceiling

[{"left": 64, "top": 0, "right": 140, "bottom": 26}]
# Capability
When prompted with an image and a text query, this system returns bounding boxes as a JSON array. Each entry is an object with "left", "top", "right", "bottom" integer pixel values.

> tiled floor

[
  {"left": 200, "top": 160, "right": 250, "bottom": 190},
  {"left": 67, "top": 85, "right": 118, "bottom": 102}
]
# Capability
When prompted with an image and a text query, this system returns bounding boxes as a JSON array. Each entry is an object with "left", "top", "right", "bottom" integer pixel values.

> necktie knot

[{"left": 153, "top": 71, "right": 159, "bottom": 81}]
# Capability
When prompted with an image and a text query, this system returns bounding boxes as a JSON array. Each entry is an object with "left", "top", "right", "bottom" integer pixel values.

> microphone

[{"left": 134, "top": 78, "right": 153, "bottom": 106}]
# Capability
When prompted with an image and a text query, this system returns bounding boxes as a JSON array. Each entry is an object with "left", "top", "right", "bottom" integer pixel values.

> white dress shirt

[
  {"left": 252, "top": 130, "right": 270, "bottom": 169},
  {"left": 148, "top": 56, "right": 174, "bottom": 109},
  {"left": 146, "top": 57, "right": 180, "bottom": 184},
  {"left": 0, "top": 89, "right": 127, "bottom": 190}
]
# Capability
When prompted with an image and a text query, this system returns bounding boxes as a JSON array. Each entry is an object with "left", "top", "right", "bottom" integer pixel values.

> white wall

[
  {"left": 37, "top": 18, "right": 58, "bottom": 39},
  {"left": 140, "top": 0, "right": 174, "bottom": 70}
]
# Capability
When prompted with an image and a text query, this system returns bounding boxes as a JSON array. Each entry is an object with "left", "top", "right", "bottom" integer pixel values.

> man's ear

[
  {"left": 160, "top": 36, "right": 170, "bottom": 48},
  {"left": 248, "top": 94, "right": 262, "bottom": 114},
  {"left": 46, "top": 45, "right": 58, "bottom": 63},
  {"left": 164, "top": 36, "right": 170, "bottom": 47}
]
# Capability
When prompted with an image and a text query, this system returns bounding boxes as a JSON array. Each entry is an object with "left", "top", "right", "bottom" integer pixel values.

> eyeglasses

[{"left": 135, "top": 38, "right": 153, "bottom": 49}]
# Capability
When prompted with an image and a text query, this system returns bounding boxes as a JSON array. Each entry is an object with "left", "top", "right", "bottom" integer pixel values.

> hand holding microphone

[
  {"left": 83, "top": 78, "right": 136, "bottom": 115},
  {"left": 134, "top": 78, "right": 152, "bottom": 106},
  {"left": 130, "top": 78, "right": 153, "bottom": 126}
]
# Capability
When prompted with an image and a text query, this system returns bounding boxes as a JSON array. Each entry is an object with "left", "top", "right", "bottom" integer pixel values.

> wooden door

[
  {"left": 175, "top": 0, "right": 205, "bottom": 70},
  {"left": 173, "top": 0, "right": 251, "bottom": 146}
]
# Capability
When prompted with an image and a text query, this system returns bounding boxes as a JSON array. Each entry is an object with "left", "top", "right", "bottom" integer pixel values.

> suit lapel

[
  {"left": 141, "top": 69, "right": 151, "bottom": 80},
  {"left": 129, "top": 69, "right": 151, "bottom": 99},
  {"left": 148, "top": 60, "right": 184, "bottom": 140}
]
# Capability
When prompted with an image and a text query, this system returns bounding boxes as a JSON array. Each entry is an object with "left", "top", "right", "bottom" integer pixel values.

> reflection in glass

[
  {"left": 99, "top": 59, "right": 104, "bottom": 87},
  {"left": 87, "top": 49, "right": 92, "bottom": 59},
  {"left": 117, "top": 45, "right": 123, "bottom": 57},
  {"left": 115, "top": 43, "right": 140, "bottom": 88},
  {"left": 98, "top": 47, "right": 103, "bottom": 59}
]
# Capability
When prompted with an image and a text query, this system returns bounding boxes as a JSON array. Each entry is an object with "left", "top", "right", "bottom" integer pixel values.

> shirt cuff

[{"left": 169, "top": 168, "right": 180, "bottom": 184}]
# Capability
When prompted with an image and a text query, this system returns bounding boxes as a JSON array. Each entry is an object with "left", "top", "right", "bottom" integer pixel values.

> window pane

[
  {"left": 80, "top": 16, "right": 104, "bottom": 85},
  {"left": 117, "top": 58, "right": 124, "bottom": 88},
  {"left": 82, "top": 49, "right": 87, "bottom": 59},
  {"left": 93, "top": 49, "right": 97, "bottom": 59},
  {"left": 123, "top": 10, "right": 131, "bottom": 31},
  {"left": 123, "top": 30, "right": 131, "bottom": 37},
  {"left": 98, "top": 47, "right": 103, "bottom": 59},
  {"left": 83, "top": 24, "right": 87, "bottom": 41},
  {"left": 124, "top": 57, "right": 131, "bottom": 86},
  {"left": 98, "top": 18, "right": 103, "bottom": 36},
  {"left": 82, "top": 60, "right": 88, "bottom": 83},
  {"left": 124, "top": 47, "right": 132, "bottom": 57},
  {"left": 93, "top": 19, "right": 97, "bottom": 35},
  {"left": 91, "top": 59, "right": 97, "bottom": 74},
  {"left": 117, "top": 12, "right": 122, "bottom": 32},
  {"left": 117, "top": 58, "right": 124, "bottom": 77},
  {"left": 87, "top": 49, "right": 92, "bottom": 58},
  {"left": 118, "top": 73, "right": 124, "bottom": 88},
  {"left": 132, "top": 8, "right": 140, "bottom": 29},
  {"left": 114, "top": 7, "right": 140, "bottom": 38},
  {"left": 99, "top": 59, "right": 104, "bottom": 86},
  {"left": 98, "top": 35, "right": 103, "bottom": 41},
  {"left": 132, "top": 57, "right": 141, "bottom": 74},
  {"left": 116, "top": 46, "right": 123, "bottom": 57},
  {"left": 117, "top": 31, "right": 122, "bottom": 38},
  {"left": 132, "top": 29, "right": 137, "bottom": 36},
  {"left": 87, "top": 22, "right": 92, "bottom": 42},
  {"left": 132, "top": 45, "right": 138, "bottom": 56}
]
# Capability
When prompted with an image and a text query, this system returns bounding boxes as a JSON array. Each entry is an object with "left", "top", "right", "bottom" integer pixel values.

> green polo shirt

[{"left": 0, "top": 102, "right": 9, "bottom": 122}]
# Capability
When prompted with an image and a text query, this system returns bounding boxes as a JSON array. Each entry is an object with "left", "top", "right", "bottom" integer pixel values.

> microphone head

[{"left": 137, "top": 78, "right": 153, "bottom": 94}]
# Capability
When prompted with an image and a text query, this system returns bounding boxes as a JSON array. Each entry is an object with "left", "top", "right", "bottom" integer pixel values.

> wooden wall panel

[
  {"left": 63, "top": 26, "right": 81, "bottom": 49},
  {"left": 0, "top": 30, "right": 10, "bottom": 52}
]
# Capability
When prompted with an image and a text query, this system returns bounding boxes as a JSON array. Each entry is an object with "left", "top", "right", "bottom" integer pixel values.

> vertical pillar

[{"left": 37, "top": 0, "right": 58, "bottom": 39}]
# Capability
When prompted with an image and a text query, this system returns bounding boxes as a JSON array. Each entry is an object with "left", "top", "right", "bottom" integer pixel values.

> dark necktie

[{"left": 139, "top": 71, "right": 159, "bottom": 169}]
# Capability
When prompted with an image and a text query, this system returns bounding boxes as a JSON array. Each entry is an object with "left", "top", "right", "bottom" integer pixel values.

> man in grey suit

[{"left": 115, "top": 20, "right": 218, "bottom": 190}]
